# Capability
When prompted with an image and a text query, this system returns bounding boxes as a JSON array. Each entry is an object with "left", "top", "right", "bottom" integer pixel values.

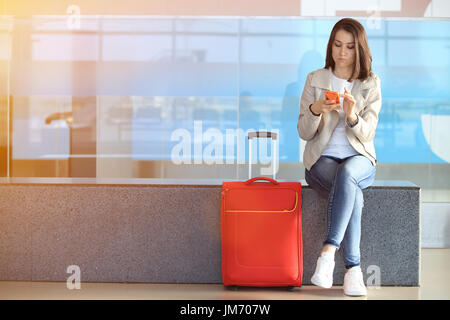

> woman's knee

[
  {"left": 338, "top": 156, "right": 374, "bottom": 184},
  {"left": 336, "top": 164, "right": 357, "bottom": 183}
]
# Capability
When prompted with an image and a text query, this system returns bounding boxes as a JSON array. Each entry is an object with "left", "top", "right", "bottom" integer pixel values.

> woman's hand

[
  {"left": 342, "top": 87, "right": 357, "bottom": 123},
  {"left": 310, "top": 99, "right": 340, "bottom": 116}
]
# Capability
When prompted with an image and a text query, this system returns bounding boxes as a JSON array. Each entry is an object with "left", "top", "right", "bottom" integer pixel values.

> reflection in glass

[{"left": 4, "top": 16, "right": 450, "bottom": 201}]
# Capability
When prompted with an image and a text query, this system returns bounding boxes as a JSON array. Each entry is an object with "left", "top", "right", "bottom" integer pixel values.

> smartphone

[{"left": 325, "top": 90, "right": 340, "bottom": 104}]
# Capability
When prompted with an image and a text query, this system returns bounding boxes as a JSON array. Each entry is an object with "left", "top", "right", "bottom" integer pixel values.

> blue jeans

[{"left": 305, "top": 155, "right": 376, "bottom": 269}]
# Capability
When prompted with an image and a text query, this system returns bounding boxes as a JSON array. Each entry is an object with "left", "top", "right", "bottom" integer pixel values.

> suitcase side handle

[{"left": 245, "top": 176, "right": 279, "bottom": 185}]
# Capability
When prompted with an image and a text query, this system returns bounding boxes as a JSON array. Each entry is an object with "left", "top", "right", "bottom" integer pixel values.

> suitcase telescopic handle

[
  {"left": 245, "top": 177, "right": 279, "bottom": 185},
  {"left": 248, "top": 131, "right": 278, "bottom": 140},
  {"left": 248, "top": 131, "right": 278, "bottom": 180}
]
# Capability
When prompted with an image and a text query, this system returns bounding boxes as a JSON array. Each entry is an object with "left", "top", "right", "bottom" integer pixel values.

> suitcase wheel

[
  {"left": 225, "top": 285, "right": 239, "bottom": 291},
  {"left": 286, "top": 286, "right": 296, "bottom": 291}
]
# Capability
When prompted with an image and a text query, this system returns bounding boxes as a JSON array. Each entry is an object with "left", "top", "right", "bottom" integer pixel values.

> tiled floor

[{"left": 0, "top": 249, "right": 448, "bottom": 300}]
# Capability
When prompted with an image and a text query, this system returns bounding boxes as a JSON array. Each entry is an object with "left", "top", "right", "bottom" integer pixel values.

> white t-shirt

[{"left": 321, "top": 72, "right": 360, "bottom": 159}]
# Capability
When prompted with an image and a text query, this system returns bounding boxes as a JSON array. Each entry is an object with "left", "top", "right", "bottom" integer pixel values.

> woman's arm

[
  {"left": 348, "top": 76, "right": 382, "bottom": 142},
  {"left": 297, "top": 73, "right": 322, "bottom": 141}
]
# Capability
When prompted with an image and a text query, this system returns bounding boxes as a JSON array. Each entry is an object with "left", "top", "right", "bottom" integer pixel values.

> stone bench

[{"left": 0, "top": 178, "right": 420, "bottom": 286}]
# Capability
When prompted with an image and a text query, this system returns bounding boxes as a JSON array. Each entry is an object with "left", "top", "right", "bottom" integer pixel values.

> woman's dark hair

[{"left": 325, "top": 18, "right": 372, "bottom": 82}]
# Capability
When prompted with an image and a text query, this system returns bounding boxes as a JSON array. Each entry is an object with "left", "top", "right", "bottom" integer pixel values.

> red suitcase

[{"left": 221, "top": 131, "right": 302, "bottom": 287}]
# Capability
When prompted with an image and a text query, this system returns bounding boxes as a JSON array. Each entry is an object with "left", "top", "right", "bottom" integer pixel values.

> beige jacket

[{"left": 297, "top": 67, "right": 382, "bottom": 171}]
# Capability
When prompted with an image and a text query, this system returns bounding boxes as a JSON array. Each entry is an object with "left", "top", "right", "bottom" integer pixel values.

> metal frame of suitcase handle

[{"left": 247, "top": 131, "right": 278, "bottom": 180}]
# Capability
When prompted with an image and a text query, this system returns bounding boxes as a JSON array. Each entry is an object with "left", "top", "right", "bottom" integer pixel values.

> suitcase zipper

[{"left": 222, "top": 190, "right": 299, "bottom": 213}]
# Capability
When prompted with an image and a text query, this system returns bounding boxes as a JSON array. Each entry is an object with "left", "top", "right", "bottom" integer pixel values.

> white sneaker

[
  {"left": 311, "top": 252, "right": 335, "bottom": 289},
  {"left": 343, "top": 266, "right": 367, "bottom": 296}
]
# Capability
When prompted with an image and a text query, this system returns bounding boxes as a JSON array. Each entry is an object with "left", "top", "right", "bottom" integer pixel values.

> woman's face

[{"left": 332, "top": 29, "right": 356, "bottom": 70}]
